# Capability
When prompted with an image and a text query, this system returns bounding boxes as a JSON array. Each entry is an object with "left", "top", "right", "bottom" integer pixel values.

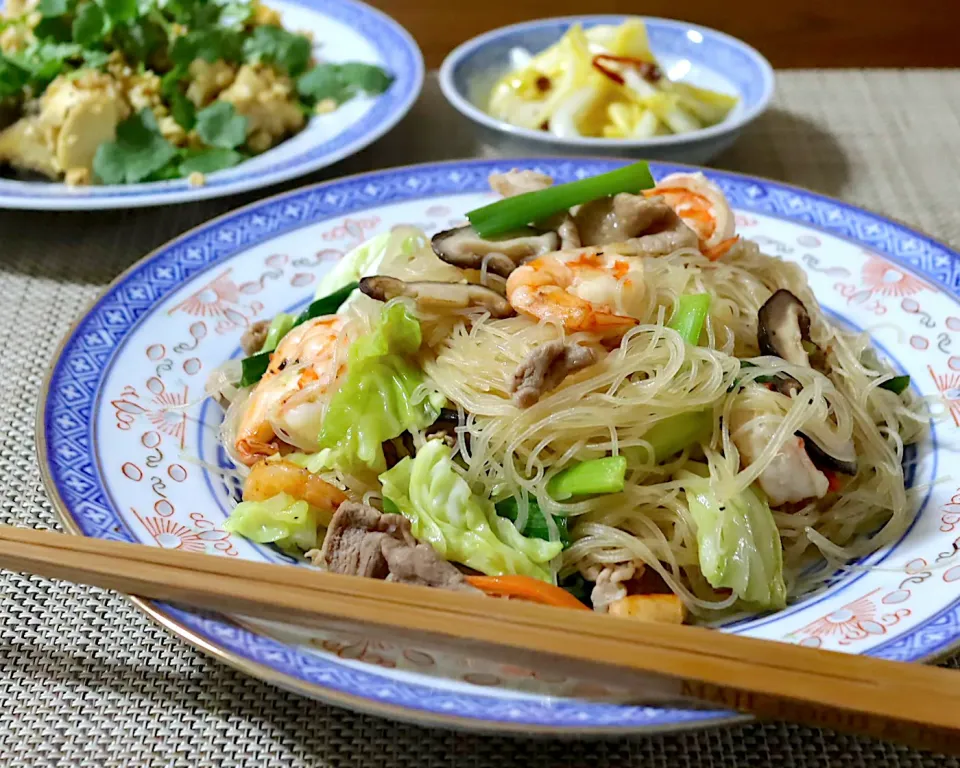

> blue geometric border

[{"left": 39, "top": 158, "right": 960, "bottom": 731}]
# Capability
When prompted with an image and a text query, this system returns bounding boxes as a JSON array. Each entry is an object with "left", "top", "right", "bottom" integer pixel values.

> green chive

[
  {"left": 667, "top": 293, "right": 711, "bottom": 345},
  {"left": 466, "top": 162, "right": 656, "bottom": 238},
  {"left": 879, "top": 375, "right": 911, "bottom": 395}
]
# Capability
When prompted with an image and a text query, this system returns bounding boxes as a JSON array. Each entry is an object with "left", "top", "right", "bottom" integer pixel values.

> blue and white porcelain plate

[
  {"left": 38, "top": 158, "right": 960, "bottom": 734},
  {"left": 0, "top": 0, "right": 422, "bottom": 211}
]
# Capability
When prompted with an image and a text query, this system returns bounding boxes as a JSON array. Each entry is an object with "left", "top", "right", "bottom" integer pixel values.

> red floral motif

[
  {"left": 833, "top": 282, "right": 887, "bottom": 315},
  {"left": 321, "top": 216, "right": 380, "bottom": 246},
  {"left": 188, "top": 511, "right": 236, "bottom": 555},
  {"left": 927, "top": 365, "right": 960, "bottom": 426},
  {"left": 112, "top": 386, "right": 144, "bottom": 430},
  {"left": 168, "top": 270, "right": 241, "bottom": 317},
  {"left": 130, "top": 506, "right": 234, "bottom": 554},
  {"left": 315, "top": 637, "right": 398, "bottom": 668},
  {"left": 860, "top": 256, "right": 933, "bottom": 297},
  {"left": 121, "top": 462, "right": 143, "bottom": 481},
  {"left": 292, "top": 247, "right": 343, "bottom": 269},
  {"left": 135, "top": 513, "right": 206, "bottom": 552},
  {"left": 734, "top": 213, "right": 758, "bottom": 228},
  {"left": 940, "top": 488, "right": 960, "bottom": 533},
  {"left": 238, "top": 270, "right": 283, "bottom": 295},
  {"left": 786, "top": 588, "right": 911, "bottom": 647},
  {"left": 172, "top": 321, "right": 207, "bottom": 354},
  {"left": 146, "top": 344, "right": 165, "bottom": 360},
  {"left": 145, "top": 385, "right": 189, "bottom": 448}
]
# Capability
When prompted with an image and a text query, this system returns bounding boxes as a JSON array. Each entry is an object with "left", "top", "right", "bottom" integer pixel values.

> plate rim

[
  {"left": 0, "top": 0, "right": 424, "bottom": 211},
  {"left": 35, "top": 156, "right": 960, "bottom": 734},
  {"left": 438, "top": 14, "right": 775, "bottom": 149}
]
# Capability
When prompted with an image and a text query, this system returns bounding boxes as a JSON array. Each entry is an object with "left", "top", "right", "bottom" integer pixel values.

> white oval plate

[
  {"left": 39, "top": 159, "right": 960, "bottom": 734},
  {"left": 0, "top": 0, "right": 422, "bottom": 210}
]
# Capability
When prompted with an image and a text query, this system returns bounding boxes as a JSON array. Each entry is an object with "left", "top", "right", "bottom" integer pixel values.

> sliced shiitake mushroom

[
  {"left": 358, "top": 275, "right": 515, "bottom": 318},
  {"left": 424, "top": 408, "right": 464, "bottom": 449},
  {"left": 769, "top": 373, "right": 804, "bottom": 397},
  {"left": 797, "top": 431, "right": 858, "bottom": 476},
  {"left": 430, "top": 225, "right": 559, "bottom": 277},
  {"left": 757, "top": 289, "right": 816, "bottom": 367}
]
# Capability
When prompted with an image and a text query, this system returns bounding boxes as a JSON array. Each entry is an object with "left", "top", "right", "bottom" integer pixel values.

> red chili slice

[{"left": 591, "top": 54, "right": 663, "bottom": 85}]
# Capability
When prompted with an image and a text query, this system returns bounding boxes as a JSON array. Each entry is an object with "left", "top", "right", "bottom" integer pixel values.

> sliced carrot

[
  {"left": 702, "top": 237, "right": 739, "bottom": 261},
  {"left": 466, "top": 575, "right": 590, "bottom": 610},
  {"left": 824, "top": 469, "right": 844, "bottom": 494}
]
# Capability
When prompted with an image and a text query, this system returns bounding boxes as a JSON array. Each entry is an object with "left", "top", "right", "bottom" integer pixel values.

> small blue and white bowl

[{"left": 440, "top": 15, "right": 775, "bottom": 164}]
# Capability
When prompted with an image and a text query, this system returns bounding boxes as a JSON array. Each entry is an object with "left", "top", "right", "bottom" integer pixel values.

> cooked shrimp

[
  {"left": 730, "top": 409, "right": 829, "bottom": 506},
  {"left": 647, "top": 172, "right": 735, "bottom": 251},
  {"left": 505, "top": 248, "right": 644, "bottom": 336},
  {"left": 236, "top": 316, "right": 345, "bottom": 465},
  {"left": 244, "top": 459, "right": 347, "bottom": 525}
]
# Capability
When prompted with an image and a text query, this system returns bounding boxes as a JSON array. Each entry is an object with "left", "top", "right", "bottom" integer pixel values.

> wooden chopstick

[{"left": 2, "top": 525, "right": 959, "bottom": 753}]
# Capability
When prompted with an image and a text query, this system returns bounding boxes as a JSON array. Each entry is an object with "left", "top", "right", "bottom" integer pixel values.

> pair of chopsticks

[{"left": 1, "top": 524, "right": 959, "bottom": 753}]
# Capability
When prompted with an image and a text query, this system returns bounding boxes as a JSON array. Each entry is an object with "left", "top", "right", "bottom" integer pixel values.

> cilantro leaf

[
  {"left": 195, "top": 101, "right": 247, "bottom": 149},
  {"left": 337, "top": 62, "right": 393, "bottom": 94},
  {"left": 218, "top": 2, "right": 253, "bottom": 29},
  {"left": 93, "top": 109, "right": 178, "bottom": 184},
  {"left": 170, "top": 27, "right": 243, "bottom": 66},
  {"left": 297, "top": 62, "right": 393, "bottom": 105},
  {"left": 243, "top": 25, "right": 311, "bottom": 76},
  {"left": 164, "top": 0, "right": 222, "bottom": 27},
  {"left": 39, "top": 0, "right": 71, "bottom": 17},
  {"left": 102, "top": 0, "right": 139, "bottom": 25},
  {"left": 4, "top": 42, "right": 84, "bottom": 89},
  {"left": 82, "top": 48, "right": 111, "bottom": 68},
  {"left": 72, "top": 2, "right": 106, "bottom": 47},
  {"left": 34, "top": 16, "right": 73, "bottom": 42},
  {"left": 0, "top": 56, "right": 29, "bottom": 99},
  {"left": 169, "top": 89, "right": 196, "bottom": 130},
  {"left": 179, "top": 147, "right": 244, "bottom": 175},
  {"left": 145, "top": 157, "right": 185, "bottom": 181},
  {"left": 297, "top": 63, "right": 343, "bottom": 103}
]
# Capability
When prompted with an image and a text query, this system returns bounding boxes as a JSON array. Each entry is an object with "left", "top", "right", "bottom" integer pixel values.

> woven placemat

[{"left": 3, "top": 70, "right": 960, "bottom": 767}]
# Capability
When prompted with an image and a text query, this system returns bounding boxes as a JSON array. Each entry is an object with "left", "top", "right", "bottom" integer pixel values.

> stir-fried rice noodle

[{"left": 214, "top": 184, "right": 928, "bottom": 618}]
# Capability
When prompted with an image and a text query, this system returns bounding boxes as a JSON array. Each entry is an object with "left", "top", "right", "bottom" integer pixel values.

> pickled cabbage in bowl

[{"left": 487, "top": 20, "right": 738, "bottom": 140}]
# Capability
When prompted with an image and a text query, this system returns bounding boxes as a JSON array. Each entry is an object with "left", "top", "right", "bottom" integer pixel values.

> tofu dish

[{"left": 0, "top": 0, "right": 393, "bottom": 186}]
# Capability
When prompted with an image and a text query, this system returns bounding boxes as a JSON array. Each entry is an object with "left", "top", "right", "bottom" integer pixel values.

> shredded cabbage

[
  {"left": 317, "top": 302, "right": 444, "bottom": 472},
  {"left": 684, "top": 477, "right": 787, "bottom": 610},
  {"left": 223, "top": 492, "right": 323, "bottom": 554},
  {"left": 487, "top": 19, "right": 736, "bottom": 139},
  {"left": 379, "top": 440, "right": 562, "bottom": 581}
]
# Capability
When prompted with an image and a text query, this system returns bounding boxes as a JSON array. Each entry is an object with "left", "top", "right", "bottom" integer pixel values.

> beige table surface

[{"left": 2, "top": 70, "right": 960, "bottom": 767}]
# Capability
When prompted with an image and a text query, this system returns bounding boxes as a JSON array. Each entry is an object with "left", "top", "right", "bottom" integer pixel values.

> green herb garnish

[
  {"left": 71, "top": 2, "right": 106, "bottom": 47},
  {"left": 667, "top": 293, "right": 711, "bottom": 346},
  {"left": 298, "top": 62, "right": 394, "bottom": 105},
  {"left": 243, "top": 25, "right": 311, "bottom": 76},
  {"left": 93, "top": 109, "right": 177, "bottom": 184},
  {"left": 195, "top": 101, "right": 247, "bottom": 149},
  {"left": 239, "top": 351, "right": 272, "bottom": 388},
  {"left": 179, "top": 148, "right": 244, "bottom": 175},
  {"left": 495, "top": 496, "right": 571, "bottom": 548},
  {"left": 879, "top": 375, "right": 911, "bottom": 395},
  {"left": 237, "top": 281, "right": 359, "bottom": 388}
]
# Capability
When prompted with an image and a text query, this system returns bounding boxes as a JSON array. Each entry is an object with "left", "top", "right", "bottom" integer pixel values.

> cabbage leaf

[
  {"left": 223, "top": 492, "right": 323, "bottom": 553},
  {"left": 316, "top": 232, "right": 391, "bottom": 298},
  {"left": 317, "top": 302, "right": 443, "bottom": 472},
  {"left": 684, "top": 477, "right": 787, "bottom": 609},
  {"left": 380, "top": 440, "right": 562, "bottom": 581}
]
